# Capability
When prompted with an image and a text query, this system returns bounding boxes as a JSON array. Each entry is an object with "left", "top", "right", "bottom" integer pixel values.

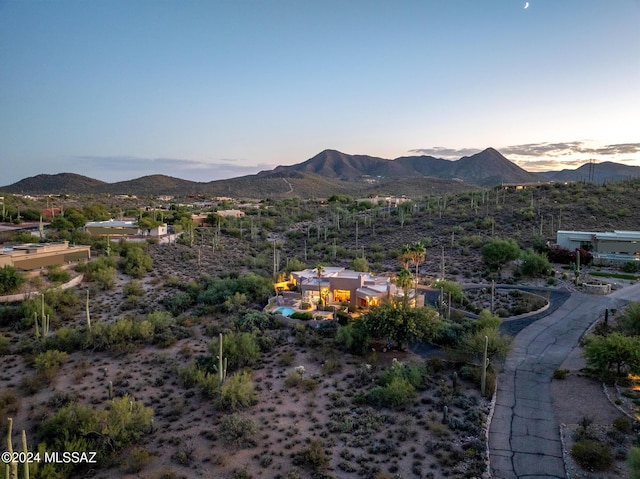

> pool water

[{"left": 274, "top": 307, "right": 296, "bottom": 317}]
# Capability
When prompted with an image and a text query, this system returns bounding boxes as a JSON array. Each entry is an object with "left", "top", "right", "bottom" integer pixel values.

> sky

[{"left": 1, "top": 0, "right": 639, "bottom": 184}]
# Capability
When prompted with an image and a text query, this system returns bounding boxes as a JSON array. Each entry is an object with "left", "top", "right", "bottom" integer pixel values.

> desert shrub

[
  {"left": 380, "top": 358, "right": 424, "bottom": 389},
  {"left": 124, "top": 279, "right": 145, "bottom": 298},
  {"left": 366, "top": 376, "right": 416, "bottom": 409},
  {"left": 0, "top": 334, "right": 10, "bottom": 355},
  {"left": 211, "top": 331, "right": 260, "bottom": 371},
  {"left": 235, "top": 311, "right": 272, "bottom": 332},
  {"left": 197, "top": 273, "right": 273, "bottom": 311},
  {"left": 162, "top": 291, "right": 195, "bottom": 316},
  {"left": 622, "top": 261, "right": 639, "bottom": 273},
  {"left": 294, "top": 439, "right": 329, "bottom": 472},
  {"left": 38, "top": 395, "right": 153, "bottom": 467},
  {"left": 290, "top": 311, "right": 313, "bottom": 320},
  {"left": 570, "top": 439, "right": 613, "bottom": 471},
  {"left": 0, "top": 265, "right": 25, "bottom": 294},
  {"left": 335, "top": 323, "right": 371, "bottom": 355},
  {"left": 520, "top": 248, "right": 551, "bottom": 277},
  {"left": 219, "top": 414, "right": 258, "bottom": 447},
  {"left": 612, "top": 415, "right": 632, "bottom": 434},
  {"left": 122, "top": 447, "right": 152, "bottom": 473},
  {"left": 618, "top": 302, "right": 640, "bottom": 336},
  {"left": 33, "top": 349, "right": 69, "bottom": 381},
  {"left": 0, "top": 390, "right": 19, "bottom": 434},
  {"left": 178, "top": 363, "right": 219, "bottom": 398},
  {"left": 119, "top": 242, "right": 153, "bottom": 278},
  {"left": 458, "top": 328, "right": 512, "bottom": 363},
  {"left": 480, "top": 238, "right": 521, "bottom": 270},
  {"left": 431, "top": 279, "right": 465, "bottom": 303},
  {"left": 47, "top": 265, "right": 71, "bottom": 284},
  {"left": 217, "top": 371, "right": 257, "bottom": 411},
  {"left": 629, "top": 446, "right": 640, "bottom": 479},
  {"left": 553, "top": 369, "right": 569, "bottom": 380},
  {"left": 584, "top": 332, "right": 640, "bottom": 377}
]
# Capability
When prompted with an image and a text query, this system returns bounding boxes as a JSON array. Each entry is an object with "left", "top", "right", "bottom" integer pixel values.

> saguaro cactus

[
  {"left": 21, "top": 429, "right": 29, "bottom": 479},
  {"left": 86, "top": 289, "right": 91, "bottom": 332},
  {"left": 441, "top": 405, "right": 448, "bottom": 425},
  {"left": 480, "top": 335, "right": 489, "bottom": 396},
  {"left": 6, "top": 417, "right": 17, "bottom": 479},
  {"left": 215, "top": 333, "right": 228, "bottom": 387}
]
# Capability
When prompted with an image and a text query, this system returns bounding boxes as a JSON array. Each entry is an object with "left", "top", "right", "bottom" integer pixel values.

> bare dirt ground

[{"left": 550, "top": 306, "right": 638, "bottom": 479}]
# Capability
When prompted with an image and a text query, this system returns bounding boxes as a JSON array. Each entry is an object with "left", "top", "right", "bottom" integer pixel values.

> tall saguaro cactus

[
  {"left": 215, "top": 333, "right": 228, "bottom": 387},
  {"left": 480, "top": 335, "right": 489, "bottom": 396},
  {"left": 6, "top": 417, "right": 18, "bottom": 479},
  {"left": 86, "top": 289, "right": 91, "bottom": 332}
]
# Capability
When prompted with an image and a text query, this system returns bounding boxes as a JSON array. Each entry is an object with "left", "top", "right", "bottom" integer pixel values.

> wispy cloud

[
  {"left": 409, "top": 142, "right": 640, "bottom": 160},
  {"left": 71, "top": 155, "right": 275, "bottom": 182},
  {"left": 407, "top": 147, "right": 482, "bottom": 159},
  {"left": 500, "top": 142, "right": 640, "bottom": 158}
]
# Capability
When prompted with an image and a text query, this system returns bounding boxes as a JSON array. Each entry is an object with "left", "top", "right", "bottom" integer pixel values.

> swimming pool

[{"left": 274, "top": 307, "right": 296, "bottom": 317}]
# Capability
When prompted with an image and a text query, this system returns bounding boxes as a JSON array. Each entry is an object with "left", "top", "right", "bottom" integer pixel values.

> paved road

[{"left": 489, "top": 289, "right": 631, "bottom": 479}]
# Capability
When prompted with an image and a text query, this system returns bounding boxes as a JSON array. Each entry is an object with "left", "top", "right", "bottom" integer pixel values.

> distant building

[
  {"left": 0, "top": 241, "right": 90, "bottom": 270},
  {"left": 84, "top": 220, "right": 167, "bottom": 238},
  {"left": 556, "top": 230, "right": 640, "bottom": 261},
  {"left": 216, "top": 209, "right": 245, "bottom": 218}
]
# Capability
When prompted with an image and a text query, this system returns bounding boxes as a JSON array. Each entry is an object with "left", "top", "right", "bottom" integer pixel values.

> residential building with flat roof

[{"left": 0, "top": 241, "right": 90, "bottom": 270}]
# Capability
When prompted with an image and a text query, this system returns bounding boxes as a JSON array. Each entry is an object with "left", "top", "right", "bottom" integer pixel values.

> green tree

[
  {"left": 394, "top": 268, "right": 413, "bottom": 309},
  {"left": 628, "top": 446, "right": 640, "bottom": 479},
  {"left": 520, "top": 248, "right": 551, "bottom": 277},
  {"left": 360, "top": 303, "right": 442, "bottom": 348},
  {"left": 481, "top": 238, "right": 521, "bottom": 270},
  {"left": 583, "top": 333, "right": 640, "bottom": 376}
]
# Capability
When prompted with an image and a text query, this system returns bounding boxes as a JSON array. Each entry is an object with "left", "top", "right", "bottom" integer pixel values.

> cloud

[
  {"left": 500, "top": 141, "right": 640, "bottom": 158},
  {"left": 71, "top": 155, "right": 275, "bottom": 182},
  {"left": 407, "top": 147, "right": 482, "bottom": 159}
]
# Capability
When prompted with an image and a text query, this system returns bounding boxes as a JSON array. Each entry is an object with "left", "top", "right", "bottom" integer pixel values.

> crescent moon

[{"left": 524, "top": 2, "right": 529, "bottom": 8}]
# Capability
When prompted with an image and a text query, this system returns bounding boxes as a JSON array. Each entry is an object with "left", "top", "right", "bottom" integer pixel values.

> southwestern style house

[{"left": 289, "top": 267, "right": 402, "bottom": 309}]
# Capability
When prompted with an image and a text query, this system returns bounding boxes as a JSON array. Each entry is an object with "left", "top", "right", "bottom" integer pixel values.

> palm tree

[
  {"left": 394, "top": 268, "right": 413, "bottom": 309},
  {"left": 315, "top": 263, "right": 325, "bottom": 309},
  {"left": 398, "top": 244, "right": 412, "bottom": 270},
  {"left": 410, "top": 241, "right": 426, "bottom": 284}
]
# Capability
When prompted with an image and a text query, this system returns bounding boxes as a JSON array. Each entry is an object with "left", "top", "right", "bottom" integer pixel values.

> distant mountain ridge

[
  {"left": 539, "top": 161, "right": 640, "bottom": 184},
  {"left": 2, "top": 148, "right": 636, "bottom": 198},
  {"left": 265, "top": 147, "right": 544, "bottom": 187}
]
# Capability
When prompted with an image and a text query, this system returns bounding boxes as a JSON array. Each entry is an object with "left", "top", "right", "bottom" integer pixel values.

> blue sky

[{"left": 1, "top": 0, "right": 639, "bottom": 184}]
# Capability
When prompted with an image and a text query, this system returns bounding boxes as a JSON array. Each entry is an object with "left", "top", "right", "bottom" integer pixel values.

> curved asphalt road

[{"left": 489, "top": 283, "right": 640, "bottom": 479}]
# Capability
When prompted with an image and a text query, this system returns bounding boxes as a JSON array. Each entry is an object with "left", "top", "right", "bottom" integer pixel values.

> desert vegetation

[{"left": 2, "top": 179, "right": 640, "bottom": 477}]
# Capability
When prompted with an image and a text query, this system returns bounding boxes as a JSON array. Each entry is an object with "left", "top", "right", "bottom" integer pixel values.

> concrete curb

[{"left": 483, "top": 376, "right": 499, "bottom": 479}]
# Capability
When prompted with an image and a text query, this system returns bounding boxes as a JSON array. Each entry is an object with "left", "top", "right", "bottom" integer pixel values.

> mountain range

[{"left": 2, "top": 148, "right": 638, "bottom": 198}]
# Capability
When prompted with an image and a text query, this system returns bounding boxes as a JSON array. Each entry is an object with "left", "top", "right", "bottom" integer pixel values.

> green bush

[
  {"left": 290, "top": 311, "right": 313, "bottom": 320},
  {"left": 0, "top": 334, "right": 10, "bottom": 355},
  {"left": 211, "top": 331, "right": 260, "bottom": 371},
  {"left": 33, "top": 349, "right": 69, "bottom": 381},
  {"left": 612, "top": 415, "right": 632, "bottom": 434},
  {"left": 0, "top": 265, "right": 25, "bottom": 294},
  {"left": 219, "top": 414, "right": 258, "bottom": 447},
  {"left": 47, "top": 265, "right": 71, "bottom": 284},
  {"left": 217, "top": 371, "right": 257, "bottom": 411},
  {"left": 570, "top": 439, "right": 613, "bottom": 471},
  {"left": 628, "top": 446, "right": 640, "bottom": 479}
]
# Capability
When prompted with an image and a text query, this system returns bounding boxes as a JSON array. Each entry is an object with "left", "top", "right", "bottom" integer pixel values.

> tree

[
  {"left": 398, "top": 244, "right": 413, "bottom": 270},
  {"left": 120, "top": 243, "right": 153, "bottom": 278},
  {"left": 458, "top": 328, "right": 512, "bottom": 363},
  {"left": 410, "top": 241, "right": 426, "bottom": 280},
  {"left": 360, "top": 303, "right": 442, "bottom": 348},
  {"left": 315, "top": 263, "right": 324, "bottom": 308},
  {"left": 583, "top": 333, "right": 640, "bottom": 377},
  {"left": 394, "top": 268, "right": 413, "bottom": 309},
  {"left": 520, "top": 248, "right": 551, "bottom": 277},
  {"left": 481, "top": 238, "right": 521, "bottom": 270}
]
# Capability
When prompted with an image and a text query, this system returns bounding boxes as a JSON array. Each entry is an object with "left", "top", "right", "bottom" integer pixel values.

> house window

[{"left": 333, "top": 289, "right": 351, "bottom": 303}]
